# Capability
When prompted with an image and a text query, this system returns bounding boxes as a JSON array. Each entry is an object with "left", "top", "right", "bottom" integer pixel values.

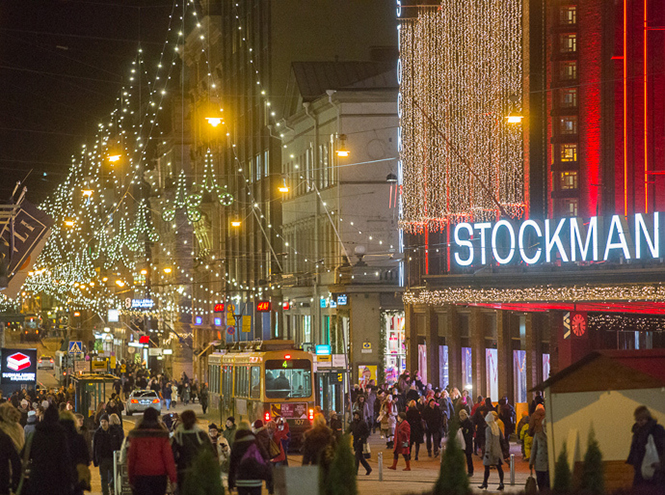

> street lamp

[
  {"left": 82, "top": 189, "right": 93, "bottom": 198},
  {"left": 115, "top": 280, "right": 125, "bottom": 288},
  {"left": 64, "top": 219, "right": 76, "bottom": 227},
  {"left": 336, "top": 134, "right": 350, "bottom": 157},
  {"left": 231, "top": 220, "right": 241, "bottom": 228},
  {"left": 108, "top": 154, "right": 121, "bottom": 163},
  {"left": 206, "top": 117, "right": 223, "bottom": 127},
  {"left": 163, "top": 267, "right": 172, "bottom": 274}
]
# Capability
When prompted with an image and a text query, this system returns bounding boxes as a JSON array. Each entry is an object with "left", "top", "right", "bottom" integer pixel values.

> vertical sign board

[{"left": 1, "top": 348, "right": 37, "bottom": 385}]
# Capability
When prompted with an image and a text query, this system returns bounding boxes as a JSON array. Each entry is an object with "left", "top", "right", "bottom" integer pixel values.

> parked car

[
  {"left": 37, "top": 355, "right": 54, "bottom": 370},
  {"left": 126, "top": 389, "right": 161, "bottom": 416}
]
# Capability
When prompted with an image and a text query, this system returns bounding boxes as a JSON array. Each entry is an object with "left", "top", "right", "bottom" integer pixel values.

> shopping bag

[
  {"left": 525, "top": 469, "right": 538, "bottom": 495},
  {"left": 642, "top": 434, "right": 659, "bottom": 480},
  {"left": 362, "top": 441, "right": 371, "bottom": 459}
]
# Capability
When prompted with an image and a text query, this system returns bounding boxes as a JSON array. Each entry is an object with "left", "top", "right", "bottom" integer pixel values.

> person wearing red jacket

[
  {"left": 127, "top": 407, "right": 177, "bottom": 495},
  {"left": 388, "top": 412, "right": 412, "bottom": 471}
]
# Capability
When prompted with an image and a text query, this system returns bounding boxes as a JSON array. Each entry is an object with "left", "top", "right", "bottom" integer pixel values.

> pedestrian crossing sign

[{"left": 68, "top": 341, "right": 83, "bottom": 354}]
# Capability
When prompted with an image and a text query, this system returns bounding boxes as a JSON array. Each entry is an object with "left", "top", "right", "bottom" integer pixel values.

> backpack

[{"left": 238, "top": 442, "right": 269, "bottom": 479}]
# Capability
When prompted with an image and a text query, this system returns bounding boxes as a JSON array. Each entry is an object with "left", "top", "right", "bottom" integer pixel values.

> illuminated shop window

[
  {"left": 559, "top": 171, "right": 578, "bottom": 190},
  {"left": 561, "top": 198, "right": 578, "bottom": 216},
  {"left": 560, "top": 116, "right": 578, "bottom": 134},
  {"left": 560, "top": 143, "right": 578, "bottom": 162},
  {"left": 560, "top": 6, "right": 577, "bottom": 25},
  {"left": 559, "top": 61, "right": 577, "bottom": 80},
  {"left": 560, "top": 34, "right": 577, "bottom": 53},
  {"left": 560, "top": 88, "right": 578, "bottom": 108}
]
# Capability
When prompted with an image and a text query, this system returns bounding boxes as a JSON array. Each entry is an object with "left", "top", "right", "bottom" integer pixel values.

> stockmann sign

[{"left": 453, "top": 213, "right": 661, "bottom": 267}]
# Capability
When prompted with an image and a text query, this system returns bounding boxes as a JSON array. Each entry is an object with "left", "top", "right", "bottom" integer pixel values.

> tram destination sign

[{"left": 453, "top": 213, "right": 662, "bottom": 267}]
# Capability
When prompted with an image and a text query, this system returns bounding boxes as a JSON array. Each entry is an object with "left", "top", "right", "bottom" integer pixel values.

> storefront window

[
  {"left": 462, "top": 347, "right": 473, "bottom": 392},
  {"left": 513, "top": 350, "right": 527, "bottom": 404},
  {"left": 486, "top": 349, "right": 498, "bottom": 402},
  {"left": 418, "top": 344, "right": 427, "bottom": 384},
  {"left": 439, "top": 345, "right": 449, "bottom": 389},
  {"left": 383, "top": 311, "right": 405, "bottom": 385},
  {"left": 543, "top": 354, "right": 551, "bottom": 380}
]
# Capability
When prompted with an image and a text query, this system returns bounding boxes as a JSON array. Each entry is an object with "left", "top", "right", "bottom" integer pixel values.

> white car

[
  {"left": 37, "top": 355, "right": 54, "bottom": 370},
  {"left": 126, "top": 390, "right": 162, "bottom": 416}
]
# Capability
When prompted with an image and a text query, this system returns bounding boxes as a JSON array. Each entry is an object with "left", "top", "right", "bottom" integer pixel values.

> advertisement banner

[
  {"left": 1, "top": 348, "right": 37, "bottom": 384},
  {"left": 358, "top": 365, "right": 377, "bottom": 390}
]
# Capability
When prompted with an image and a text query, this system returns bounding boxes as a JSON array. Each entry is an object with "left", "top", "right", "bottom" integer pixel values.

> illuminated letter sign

[
  {"left": 213, "top": 303, "right": 225, "bottom": 313},
  {"left": 454, "top": 223, "right": 474, "bottom": 266},
  {"left": 256, "top": 301, "right": 271, "bottom": 312},
  {"left": 452, "top": 213, "right": 662, "bottom": 267}
]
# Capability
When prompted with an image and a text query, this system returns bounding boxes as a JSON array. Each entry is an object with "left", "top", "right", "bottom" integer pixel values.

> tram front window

[{"left": 265, "top": 359, "right": 312, "bottom": 399}]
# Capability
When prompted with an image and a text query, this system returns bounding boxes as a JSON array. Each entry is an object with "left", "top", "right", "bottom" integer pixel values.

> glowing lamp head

[
  {"left": 115, "top": 280, "right": 125, "bottom": 288},
  {"left": 82, "top": 189, "right": 93, "bottom": 197},
  {"left": 108, "top": 154, "right": 121, "bottom": 163},
  {"left": 505, "top": 113, "right": 524, "bottom": 124},
  {"left": 140, "top": 269, "right": 148, "bottom": 275},
  {"left": 163, "top": 267, "right": 172, "bottom": 274},
  {"left": 64, "top": 219, "right": 75, "bottom": 227},
  {"left": 278, "top": 186, "right": 289, "bottom": 193},
  {"left": 336, "top": 149, "right": 350, "bottom": 158},
  {"left": 231, "top": 220, "right": 241, "bottom": 228},
  {"left": 206, "top": 117, "right": 223, "bottom": 127}
]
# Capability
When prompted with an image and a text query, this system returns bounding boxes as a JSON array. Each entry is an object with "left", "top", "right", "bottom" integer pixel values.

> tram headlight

[{"left": 308, "top": 409, "right": 314, "bottom": 421}]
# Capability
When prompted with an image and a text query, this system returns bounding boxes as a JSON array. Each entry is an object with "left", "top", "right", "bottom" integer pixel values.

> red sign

[
  {"left": 214, "top": 303, "right": 225, "bottom": 313},
  {"left": 139, "top": 335, "right": 150, "bottom": 344},
  {"left": 7, "top": 352, "right": 31, "bottom": 371},
  {"left": 282, "top": 301, "right": 290, "bottom": 311},
  {"left": 256, "top": 301, "right": 271, "bottom": 312}
]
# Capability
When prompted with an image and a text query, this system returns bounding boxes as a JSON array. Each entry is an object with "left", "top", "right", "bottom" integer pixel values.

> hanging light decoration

[
  {"left": 398, "top": 2, "right": 525, "bottom": 234},
  {"left": 195, "top": 148, "right": 234, "bottom": 206},
  {"left": 162, "top": 169, "right": 202, "bottom": 223}
]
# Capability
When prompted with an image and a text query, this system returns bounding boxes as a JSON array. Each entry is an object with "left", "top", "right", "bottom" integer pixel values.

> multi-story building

[
  {"left": 400, "top": 0, "right": 665, "bottom": 406},
  {"left": 278, "top": 61, "right": 403, "bottom": 391}
]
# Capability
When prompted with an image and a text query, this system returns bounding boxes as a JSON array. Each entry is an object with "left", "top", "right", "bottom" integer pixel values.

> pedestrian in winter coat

[
  {"left": 423, "top": 398, "right": 443, "bottom": 457},
  {"left": 627, "top": 405, "right": 665, "bottom": 487},
  {"left": 223, "top": 416, "right": 237, "bottom": 448},
  {"left": 379, "top": 394, "right": 397, "bottom": 447},
  {"left": 479, "top": 411, "right": 505, "bottom": 491},
  {"left": 473, "top": 402, "right": 489, "bottom": 456},
  {"left": 23, "top": 404, "right": 77, "bottom": 495},
  {"left": 529, "top": 419, "right": 550, "bottom": 491},
  {"left": 23, "top": 410, "right": 38, "bottom": 441},
  {"left": 199, "top": 384, "right": 209, "bottom": 414},
  {"left": 406, "top": 400, "right": 424, "bottom": 461},
  {"left": 171, "top": 409, "right": 216, "bottom": 492},
  {"left": 353, "top": 395, "right": 372, "bottom": 428},
  {"left": 60, "top": 411, "right": 92, "bottom": 495},
  {"left": 302, "top": 413, "right": 336, "bottom": 472},
  {"left": 252, "top": 420, "right": 272, "bottom": 458},
  {"left": 267, "top": 420, "right": 288, "bottom": 466},
  {"left": 498, "top": 397, "right": 516, "bottom": 438},
  {"left": 516, "top": 412, "right": 530, "bottom": 457},
  {"left": 182, "top": 383, "right": 191, "bottom": 405},
  {"left": 388, "top": 412, "right": 411, "bottom": 471},
  {"left": 348, "top": 411, "right": 372, "bottom": 475},
  {"left": 520, "top": 422, "right": 534, "bottom": 461},
  {"left": 127, "top": 407, "right": 177, "bottom": 495},
  {"left": 229, "top": 422, "right": 273, "bottom": 495},
  {"left": 459, "top": 409, "right": 475, "bottom": 476},
  {"left": 0, "top": 428, "right": 20, "bottom": 495},
  {"left": 0, "top": 403, "right": 24, "bottom": 452},
  {"left": 93, "top": 414, "right": 122, "bottom": 495},
  {"left": 329, "top": 411, "right": 343, "bottom": 442}
]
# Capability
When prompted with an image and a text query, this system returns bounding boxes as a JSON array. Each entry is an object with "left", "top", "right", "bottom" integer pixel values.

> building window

[
  {"left": 560, "top": 61, "right": 578, "bottom": 80},
  {"left": 560, "top": 143, "right": 578, "bottom": 162},
  {"left": 561, "top": 198, "right": 578, "bottom": 216},
  {"left": 560, "top": 116, "right": 578, "bottom": 134},
  {"left": 560, "top": 6, "right": 577, "bottom": 25},
  {"left": 560, "top": 88, "right": 578, "bottom": 108},
  {"left": 559, "top": 171, "right": 578, "bottom": 190},
  {"left": 560, "top": 34, "right": 577, "bottom": 53}
]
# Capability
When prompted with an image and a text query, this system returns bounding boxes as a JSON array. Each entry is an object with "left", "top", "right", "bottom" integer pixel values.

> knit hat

[
  {"left": 27, "top": 410, "right": 36, "bottom": 417},
  {"left": 20, "top": 399, "right": 28, "bottom": 408},
  {"left": 99, "top": 413, "right": 110, "bottom": 423},
  {"left": 252, "top": 419, "right": 263, "bottom": 429},
  {"left": 208, "top": 423, "right": 219, "bottom": 431}
]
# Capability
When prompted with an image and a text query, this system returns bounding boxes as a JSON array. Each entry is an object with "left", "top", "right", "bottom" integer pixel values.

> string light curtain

[{"left": 399, "top": 2, "right": 525, "bottom": 234}]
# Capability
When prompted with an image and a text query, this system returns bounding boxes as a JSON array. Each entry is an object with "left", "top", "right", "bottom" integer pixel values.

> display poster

[
  {"left": 439, "top": 345, "right": 449, "bottom": 389},
  {"left": 357, "top": 365, "right": 377, "bottom": 390},
  {"left": 417, "top": 344, "right": 427, "bottom": 384},
  {"left": 462, "top": 347, "right": 473, "bottom": 391},
  {"left": 485, "top": 349, "right": 498, "bottom": 402},
  {"left": 1, "top": 348, "right": 37, "bottom": 384},
  {"left": 513, "top": 350, "right": 527, "bottom": 403}
]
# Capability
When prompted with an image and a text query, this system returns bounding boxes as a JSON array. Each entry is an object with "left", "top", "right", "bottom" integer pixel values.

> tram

[{"left": 208, "top": 340, "right": 315, "bottom": 449}]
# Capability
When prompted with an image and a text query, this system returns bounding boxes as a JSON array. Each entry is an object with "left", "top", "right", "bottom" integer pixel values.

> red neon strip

[
  {"left": 624, "top": 0, "right": 629, "bottom": 216},
  {"left": 643, "top": 0, "right": 649, "bottom": 213},
  {"left": 425, "top": 230, "right": 429, "bottom": 275}
]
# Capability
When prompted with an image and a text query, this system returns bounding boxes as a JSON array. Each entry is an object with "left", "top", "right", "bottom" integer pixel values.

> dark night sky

[{"left": 0, "top": 0, "right": 173, "bottom": 203}]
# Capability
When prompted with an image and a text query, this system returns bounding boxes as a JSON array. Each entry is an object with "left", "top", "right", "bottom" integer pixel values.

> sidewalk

[{"left": 91, "top": 413, "right": 534, "bottom": 495}]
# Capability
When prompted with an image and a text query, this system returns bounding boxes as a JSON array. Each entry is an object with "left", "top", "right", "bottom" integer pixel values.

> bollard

[
  {"left": 378, "top": 451, "right": 383, "bottom": 481},
  {"left": 510, "top": 454, "right": 515, "bottom": 486}
]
